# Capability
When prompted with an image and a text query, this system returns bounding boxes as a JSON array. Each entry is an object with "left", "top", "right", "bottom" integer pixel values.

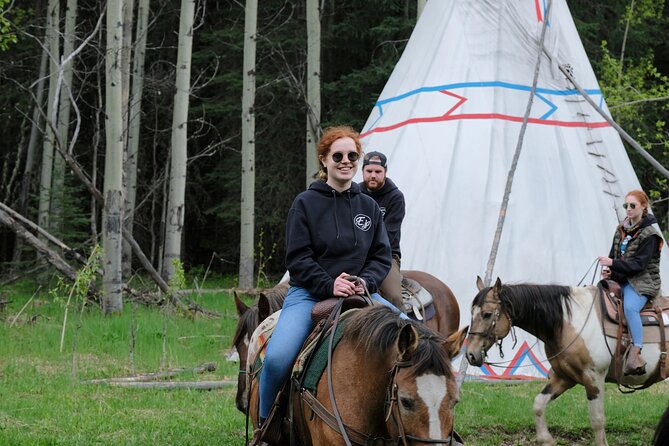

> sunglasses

[
  {"left": 622, "top": 203, "right": 637, "bottom": 210},
  {"left": 331, "top": 151, "right": 359, "bottom": 163}
]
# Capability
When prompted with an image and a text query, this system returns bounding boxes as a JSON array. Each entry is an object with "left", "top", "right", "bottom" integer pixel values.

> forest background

[{"left": 0, "top": 0, "right": 668, "bottom": 297}]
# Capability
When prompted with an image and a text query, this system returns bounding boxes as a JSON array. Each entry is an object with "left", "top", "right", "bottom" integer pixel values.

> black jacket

[
  {"left": 360, "top": 177, "right": 405, "bottom": 258},
  {"left": 285, "top": 180, "right": 391, "bottom": 298}
]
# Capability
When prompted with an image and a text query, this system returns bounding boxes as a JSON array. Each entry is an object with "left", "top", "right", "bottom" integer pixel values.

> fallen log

[
  {"left": 83, "top": 362, "right": 217, "bottom": 384},
  {"left": 98, "top": 380, "right": 236, "bottom": 389}
]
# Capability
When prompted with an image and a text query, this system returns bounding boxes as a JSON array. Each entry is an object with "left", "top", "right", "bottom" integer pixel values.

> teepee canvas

[{"left": 358, "top": 0, "right": 669, "bottom": 379}]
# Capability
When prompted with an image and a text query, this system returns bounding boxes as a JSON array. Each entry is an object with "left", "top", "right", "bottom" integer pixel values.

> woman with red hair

[{"left": 598, "top": 189, "right": 663, "bottom": 375}]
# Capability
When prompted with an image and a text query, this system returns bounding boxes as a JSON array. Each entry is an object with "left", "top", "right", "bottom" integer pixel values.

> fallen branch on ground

[
  {"left": 82, "top": 362, "right": 217, "bottom": 384},
  {"left": 95, "top": 380, "right": 235, "bottom": 389}
]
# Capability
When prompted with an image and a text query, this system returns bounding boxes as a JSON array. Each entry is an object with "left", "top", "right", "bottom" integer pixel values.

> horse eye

[
  {"left": 482, "top": 312, "right": 493, "bottom": 319},
  {"left": 400, "top": 397, "right": 414, "bottom": 410}
]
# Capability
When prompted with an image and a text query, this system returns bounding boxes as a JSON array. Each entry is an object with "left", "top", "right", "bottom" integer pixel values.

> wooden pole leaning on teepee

[
  {"left": 552, "top": 60, "right": 669, "bottom": 181},
  {"left": 456, "top": 0, "right": 554, "bottom": 391}
]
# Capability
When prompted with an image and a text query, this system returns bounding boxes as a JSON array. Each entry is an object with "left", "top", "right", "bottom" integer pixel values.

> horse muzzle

[{"left": 465, "top": 341, "right": 485, "bottom": 366}]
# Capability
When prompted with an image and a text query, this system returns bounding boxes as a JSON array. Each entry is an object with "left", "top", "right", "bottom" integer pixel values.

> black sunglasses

[
  {"left": 331, "top": 151, "right": 359, "bottom": 163},
  {"left": 622, "top": 203, "right": 637, "bottom": 210}
]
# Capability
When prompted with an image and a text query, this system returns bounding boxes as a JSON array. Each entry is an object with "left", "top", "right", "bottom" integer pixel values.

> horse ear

[
  {"left": 234, "top": 292, "right": 249, "bottom": 317},
  {"left": 397, "top": 323, "right": 419, "bottom": 361},
  {"left": 444, "top": 327, "right": 468, "bottom": 359},
  {"left": 493, "top": 277, "right": 503, "bottom": 294},
  {"left": 476, "top": 276, "right": 485, "bottom": 291},
  {"left": 258, "top": 292, "right": 271, "bottom": 322}
]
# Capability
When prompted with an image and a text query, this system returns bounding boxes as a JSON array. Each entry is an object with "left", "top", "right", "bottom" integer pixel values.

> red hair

[
  {"left": 316, "top": 126, "right": 362, "bottom": 181},
  {"left": 626, "top": 189, "right": 651, "bottom": 218}
]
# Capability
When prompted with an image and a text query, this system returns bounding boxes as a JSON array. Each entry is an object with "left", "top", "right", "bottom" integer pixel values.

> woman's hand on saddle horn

[{"left": 333, "top": 273, "right": 357, "bottom": 297}]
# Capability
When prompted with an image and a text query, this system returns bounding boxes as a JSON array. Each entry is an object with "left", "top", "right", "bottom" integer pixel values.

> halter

[
  {"left": 467, "top": 298, "right": 516, "bottom": 358},
  {"left": 301, "top": 356, "right": 459, "bottom": 446},
  {"left": 385, "top": 359, "right": 459, "bottom": 446}
]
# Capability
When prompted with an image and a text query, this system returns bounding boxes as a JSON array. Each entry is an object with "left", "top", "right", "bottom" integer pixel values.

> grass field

[{"left": 1, "top": 278, "right": 667, "bottom": 445}]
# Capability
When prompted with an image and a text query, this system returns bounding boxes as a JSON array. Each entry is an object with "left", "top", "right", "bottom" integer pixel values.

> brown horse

[
  {"left": 403, "top": 270, "right": 460, "bottom": 338},
  {"left": 247, "top": 305, "right": 466, "bottom": 446},
  {"left": 465, "top": 277, "right": 669, "bottom": 446},
  {"left": 232, "top": 271, "right": 460, "bottom": 415},
  {"left": 232, "top": 281, "right": 288, "bottom": 413}
]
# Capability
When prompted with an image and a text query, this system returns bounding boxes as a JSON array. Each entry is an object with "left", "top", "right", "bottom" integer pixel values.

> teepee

[{"left": 358, "top": 0, "right": 669, "bottom": 379}]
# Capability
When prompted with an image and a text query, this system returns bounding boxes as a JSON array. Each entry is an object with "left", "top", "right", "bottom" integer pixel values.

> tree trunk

[
  {"left": 238, "top": 0, "right": 258, "bottom": 289},
  {"left": 123, "top": 0, "right": 149, "bottom": 277},
  {"left": 305, "top": 0, "right": 321, "bottom": 188},
  {"left": 417, "top": 0, "right": 427, "bottom": 19},
  {"left": 12, "top": 40, "right": 49, "bottom": 265},
  {"left": 162, "top": 0, "right": 195, "bottom": 281},
  {"left": 37, "top": 0, "right": 60, "bottom": 237},
  {"left": 51, "top": 0, "right": 79, "bottom": 236},
  {"left": 102, "top": 0, "right": 125, "bottom": 314}
]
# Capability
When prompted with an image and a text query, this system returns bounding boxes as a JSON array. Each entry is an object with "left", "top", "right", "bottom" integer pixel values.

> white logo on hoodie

[{"left": 354, "top": 214, "right": 372, "bottom": 231}]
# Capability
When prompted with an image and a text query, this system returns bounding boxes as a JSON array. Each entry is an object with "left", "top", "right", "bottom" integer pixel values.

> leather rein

[
  {"left": 299, "top": 290, "right": 457, "bottom": 446},
  {"left": 300, "top": 357, "right": 458, "bottom": 445}
]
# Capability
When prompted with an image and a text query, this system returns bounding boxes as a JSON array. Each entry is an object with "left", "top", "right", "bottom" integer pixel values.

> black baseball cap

[{"left": 362, "top": 151, "right": 387, "bottom": 168}]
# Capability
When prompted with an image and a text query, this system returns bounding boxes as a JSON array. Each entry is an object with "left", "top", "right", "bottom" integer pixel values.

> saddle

[
  {"left": 599, "top": 280, "right": 669, "bottom": 332},
  {"left": 401, "top": 277, "right": 435, "bottom": 321},
  {"left": 597, "top": 280, "right": 669, "bottom": 382}
]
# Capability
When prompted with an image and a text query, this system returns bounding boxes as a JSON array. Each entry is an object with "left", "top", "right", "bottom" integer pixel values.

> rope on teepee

[{"left": 555, "top": 62, "right": 669, "bottom": 181}]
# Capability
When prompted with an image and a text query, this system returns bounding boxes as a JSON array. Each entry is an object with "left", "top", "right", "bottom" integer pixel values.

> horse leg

[
  {"left": 533, "top": 373, "right": 575, "bottom": 446},
  {"left": 584, "top": 374, "right": 608, "bottom": 446}
]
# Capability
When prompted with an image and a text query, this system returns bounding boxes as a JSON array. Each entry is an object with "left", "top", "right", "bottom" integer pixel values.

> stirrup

[{"left": 252, "top": 402, "right": 283, "bottom": 445}]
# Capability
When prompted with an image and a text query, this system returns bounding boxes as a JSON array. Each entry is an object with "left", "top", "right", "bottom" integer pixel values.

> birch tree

[
  {"left": 102, "top": 0, "right": 125, "bottom": 314},
  {"left": 417, "top": 0, "right": 427, "bottom": 19},
  {"left": 123, "top": 0, "right": 150, "bottom": 276},
  {"left": 51, "top": 0, "right": 79, "bottom": 234},
  {"left": 13, "top": 38, "right": 49, "bottom": 263},
  {"left": 305, "top": 0, "right": 321, "bottom": 188},
  {"left": 238, "top": 0, "right": 258, "bottom": 289},
  {"left": 162, "top": 0, "right": 195, "bottom": 281},
  {"left": 37, "top": 0, "right": 60, "bottom": 236}
]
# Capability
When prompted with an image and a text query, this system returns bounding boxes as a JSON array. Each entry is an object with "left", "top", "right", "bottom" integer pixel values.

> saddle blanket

[{"left": 247, "top": 308, "right": 358, "bottom": 386}]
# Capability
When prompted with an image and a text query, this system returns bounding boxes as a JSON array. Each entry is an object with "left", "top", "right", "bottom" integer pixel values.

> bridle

[
  {"left": 466, "top": 297, "right": 516, "bottom": 359},
  {"left": 300, "top": 356, "right": 459, "bottom": 445},
  {"left": 385, "top": 359, "right": 459, "bottom": 446},
  {"left": 467, "top": 297, "right": 510, "bottom": 342}
]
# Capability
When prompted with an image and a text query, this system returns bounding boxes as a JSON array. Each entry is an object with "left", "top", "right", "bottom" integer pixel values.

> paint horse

[
  {"left": 465, "top": 277, "right": 669, "bottom": 446},
  {"left": 232, "top": 271, "right": 460, "bottom": 414},
  {"left": 247, "top": 305, "right": 466, "bottom": 445}
]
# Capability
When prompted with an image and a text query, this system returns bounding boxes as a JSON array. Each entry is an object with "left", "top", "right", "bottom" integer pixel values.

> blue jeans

[
  {"left": 258, "top": 286, "right": 407, "bottom": 419},
  {"left": 623, "top": 283, "right": 647, "bottom": 347}
]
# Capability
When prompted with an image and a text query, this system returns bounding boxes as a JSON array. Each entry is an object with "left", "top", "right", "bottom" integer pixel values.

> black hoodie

[
  {"left": 285, "top": 180, "right": 391, "bottom": 298},
  {"left": 360, "top": 177, "right": 405, "bottom": 258}
]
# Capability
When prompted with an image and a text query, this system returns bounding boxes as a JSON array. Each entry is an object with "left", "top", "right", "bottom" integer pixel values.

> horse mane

[
  {"left": 473, "top": 283, "right": 573, "bottom": 340},
  {"left": 345, "top": 306, "right": 454, "bottom": 379}
]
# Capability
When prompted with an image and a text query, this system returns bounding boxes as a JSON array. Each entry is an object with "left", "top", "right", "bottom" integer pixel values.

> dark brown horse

[
  {"left": 247, "top": 305, "right": 466, "bottom": 446},
  {"left": 232, "top": 271, "right": 460, "bottom": 415}
]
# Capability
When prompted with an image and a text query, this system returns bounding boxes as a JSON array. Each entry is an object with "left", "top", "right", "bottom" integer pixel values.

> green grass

[
  {"left": 0, "top": 280, "right": 247, "bottom": 445},
  {"left": 1, "top": 280, "right": 667, "bottom": 445}
]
